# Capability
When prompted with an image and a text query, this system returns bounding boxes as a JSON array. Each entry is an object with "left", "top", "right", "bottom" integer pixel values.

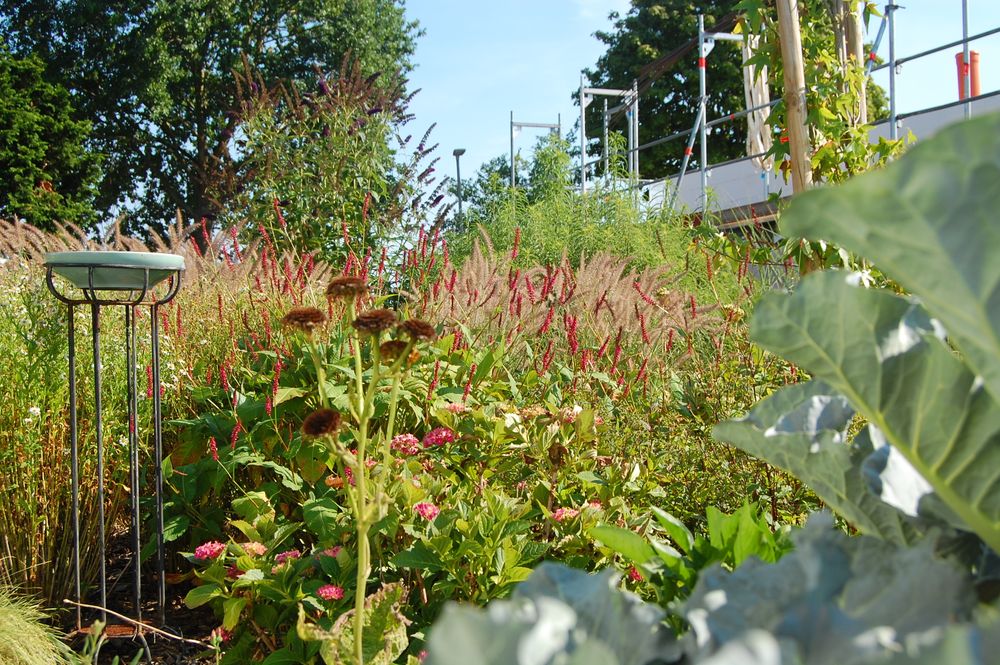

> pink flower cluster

[
  {"left": 317, "top": 584, "right": 345, "bottom": 601},
  {"left": 422, "top": 427, "right": 455, "bottom": 447},
  {"left": 391, "top": 433, "right": 421, "bottom": 455},
  {"left": 551, "top": 507, "right": 579, "bottom": 522},
  {"left": 444, "top": 402, "right": 469, "bottom": 414},
  {"left": 320, "top": 546, "right": 342, "bottom": 558},
  {"left": 414, "top": 502, "right": 440, "bottom": 521},
  {"left": 274, "top": 549, "right": 301, "bottom": 565},
  {"left": 243, "top": 542, "right": 267, "bottom": 557},
  {"left": 194, "top": 541, "right": 226, "bottom": 561},
  {"left": 627, "top": 566, "right": 643, "bottom": 582}
]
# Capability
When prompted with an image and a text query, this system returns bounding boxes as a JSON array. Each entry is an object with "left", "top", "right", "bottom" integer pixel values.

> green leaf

[
  {"left": 222, "top": 597, "right": 247, "bottom": 630},
  {"left": 297, "top": 584, "right": 408, "bottom": 665},
  {"left": 274, "top": 387, "right": 307, "bottom": 405},
  {"left": 714, "top": 380, "right": 922, "bottom": 545},
  {"left": 588, "top": 525, "right": 655, "bottom": 565},
  {"left": 746, "top": 271, "right": 1000, "bottom": 551},
  {"left": 392, "top": 541, "right": 444, "bottom": 572},
  {"left": 780, "top": 113, "right": 1000, "bottom": 406},
  {"left": 302, "top": 497, "right": 341, "bottom": 542},
  {"left": 184, "top": 583, "right": 222, "bottom": 609},
  {"left": 682, "top": 513, "right": 977, "bottom": 663},
  {"left": 262, "top": 648, "right": 307, "bottom": 665},
  {"left": 162, "top": 515, "right": 189, "bottom": 543},
  {"left": 229, "top": 519, "right": 262, "bottom": 543},
  {"left": 650, "top": 507, "right": 694, "bottom": 554}
]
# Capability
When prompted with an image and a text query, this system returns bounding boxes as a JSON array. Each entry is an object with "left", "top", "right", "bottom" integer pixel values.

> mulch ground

[{"left": 62, "top": 526, "right": 218, "bottom": 664}]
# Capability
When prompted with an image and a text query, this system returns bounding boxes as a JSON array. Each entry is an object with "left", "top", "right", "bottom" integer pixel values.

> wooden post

[
  {"left": 776, "top": 0, "right": 812, "bottom": 194},
  {"left": 845, "top": 2, "right": 867, "bottom": 124}
]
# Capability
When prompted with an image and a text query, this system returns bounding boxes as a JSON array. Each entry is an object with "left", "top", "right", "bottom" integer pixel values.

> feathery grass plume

[
  {"left": 420, "top": 228, "right": 725, "bottom": 384},
  {"left": 0, "top": 586, "right": 72, "bottom": 664}
]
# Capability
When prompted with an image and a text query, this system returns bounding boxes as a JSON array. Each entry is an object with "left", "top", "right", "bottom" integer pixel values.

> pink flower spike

[
  {"left": 551, "top": 507, "right": 579, "bottom": 522},
  {"left": 317, "top": 584, "right": 345, "bottom": 601},
  {"left": 422, "top": 427, "right": 455, "bottom": 447},
  {"left": 414, "top": 502, "right": 440, "bottom": 521},
  {"left": 627, "top": 565, "right": 643, "bottom": 582},
  {"left": 194, "top": 541, "right": 227, "bottom": 561}
]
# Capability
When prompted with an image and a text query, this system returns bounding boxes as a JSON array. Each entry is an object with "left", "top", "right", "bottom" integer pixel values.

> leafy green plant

[{"left": 591, "top": 502, "right": 792, "bottom": 607}]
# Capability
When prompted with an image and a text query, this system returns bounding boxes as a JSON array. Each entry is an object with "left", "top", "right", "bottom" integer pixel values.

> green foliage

[
  {"left": 0, "top": 586, "right": 71, "bottom": 665},
  {"left": 581, "top": 1, "right": 747, "bottom": 178},
  {"left": 737, "top": 0, "right": 900, "bottom": 185},
  {"left": 590, "top": 502, "right": 792, "bottom": 607},
  {"left": 0, "top": 50, "right": 100, "bottom": 230},
  {"left": 0, "top": 0, "right": 420, "bottom": 234},
  {"left": 449, "top": 139, "right": 683, "bottom": 270},
  {"left": 223, "top": 59, "right": 447, "bottom": 260},
  {"left": 297, "top": 584, "right": 408, "bottom": 665}
]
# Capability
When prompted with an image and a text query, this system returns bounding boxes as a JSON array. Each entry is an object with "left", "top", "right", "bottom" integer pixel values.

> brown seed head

[
  {"left": 352, "top": 308, "right": 397, "bottom": 335},
  {"left": 399, "top": 319, "right": 437, "bottom": 341},
  {"left": 302, "top": 408, "right": 341, "bottom": 437},
  {"left": 326, "top": 276, "right": 368, "bottom": 300},
  {"left": 379, "top": 340, "right": 409, "bottom": 361},
  {"left": 282, "top": 307, "right": 327, "bottom": 332}
]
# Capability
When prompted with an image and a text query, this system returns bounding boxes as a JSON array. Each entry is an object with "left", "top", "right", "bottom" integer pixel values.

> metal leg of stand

[
  {"left": 151, "top": 305, "right": 167, "bottom": 626},
  {"left": 91, "top": 303, "right": 107, "bottom": 623},
  {"left": 126, "top": 306, "right": 142, "bottom": 621},
  {"left": 69, "top": 305, "right": 82, "bottom": 631}
]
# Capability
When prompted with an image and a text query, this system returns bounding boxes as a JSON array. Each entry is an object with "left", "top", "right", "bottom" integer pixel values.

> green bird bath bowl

[{"left": 45, "top": 251, "right": 186, "bottom": 291}]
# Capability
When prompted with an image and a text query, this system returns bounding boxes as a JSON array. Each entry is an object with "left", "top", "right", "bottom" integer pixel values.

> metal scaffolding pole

[
  {"left": 888, "top": 3, "right": 899, "bottom": 140},
  {"left": 962, "top": 0, "right": 971, "bottom": 119}
]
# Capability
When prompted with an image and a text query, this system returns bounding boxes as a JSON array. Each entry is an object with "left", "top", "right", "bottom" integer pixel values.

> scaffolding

[{"left": 577, "top": 1, "right": 999, "bottom": 219}]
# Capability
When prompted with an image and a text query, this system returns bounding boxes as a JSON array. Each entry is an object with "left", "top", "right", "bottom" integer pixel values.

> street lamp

[{"left": 453, "top": 148, "right": 466, "bottom": 223}]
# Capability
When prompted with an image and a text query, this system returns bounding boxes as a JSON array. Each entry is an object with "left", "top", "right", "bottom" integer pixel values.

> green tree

[
  {"left": 581, "top": 1, "right": 746, "bottom": 180},
  {"left": 0, "top": 0, "right": 420, "bottom": 236},
  {"left": 0, "top": 50, "right": 100, "bottom": 230}
]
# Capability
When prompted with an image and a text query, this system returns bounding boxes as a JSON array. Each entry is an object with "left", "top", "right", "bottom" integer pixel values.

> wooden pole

[
  {"left": 845, "top": 2, "right": 868, "bottom": 124},
  {"left": 776, "top": 0, "right": 812, "bottom": 194}
]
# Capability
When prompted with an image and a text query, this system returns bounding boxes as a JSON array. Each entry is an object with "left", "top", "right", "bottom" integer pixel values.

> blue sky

[{"left": 403, "top": 1, "right": 1000, "bottom": 180}]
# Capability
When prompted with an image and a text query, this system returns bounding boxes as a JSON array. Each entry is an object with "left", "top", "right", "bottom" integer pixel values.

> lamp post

[{"left": 453, "top": 148, "right": 466, "bottom": 223}]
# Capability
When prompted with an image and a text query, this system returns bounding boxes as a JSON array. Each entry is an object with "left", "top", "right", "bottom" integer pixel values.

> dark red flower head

[
  {"left": 302, "top": 408, "right": 342, "bottom": 437},
  {"left": 282, "top": 307, "right": 327, "bottom": 332},
  {"left": 352, "top": 309, "right": 397, "bottom": 335}
]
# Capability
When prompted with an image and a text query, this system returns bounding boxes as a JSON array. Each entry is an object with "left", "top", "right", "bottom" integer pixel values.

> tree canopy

[
  {"left": 581, "top": 1, "right": 746, "bottom": 181},
  {"left": 0, "top": 0, "right": 421, "bottom": 236},
  {"left": 0, "top": 50, "right": 100, "bottom": 230}
]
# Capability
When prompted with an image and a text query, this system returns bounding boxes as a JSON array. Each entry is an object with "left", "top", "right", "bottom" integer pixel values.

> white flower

[{"left": 28, "top": 406, "right": 41, "bottom": 417}]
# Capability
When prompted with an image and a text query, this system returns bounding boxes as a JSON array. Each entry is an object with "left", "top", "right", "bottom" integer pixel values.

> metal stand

[{"left": 45, "top": 257, "right": 183, "bottom": 658}]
